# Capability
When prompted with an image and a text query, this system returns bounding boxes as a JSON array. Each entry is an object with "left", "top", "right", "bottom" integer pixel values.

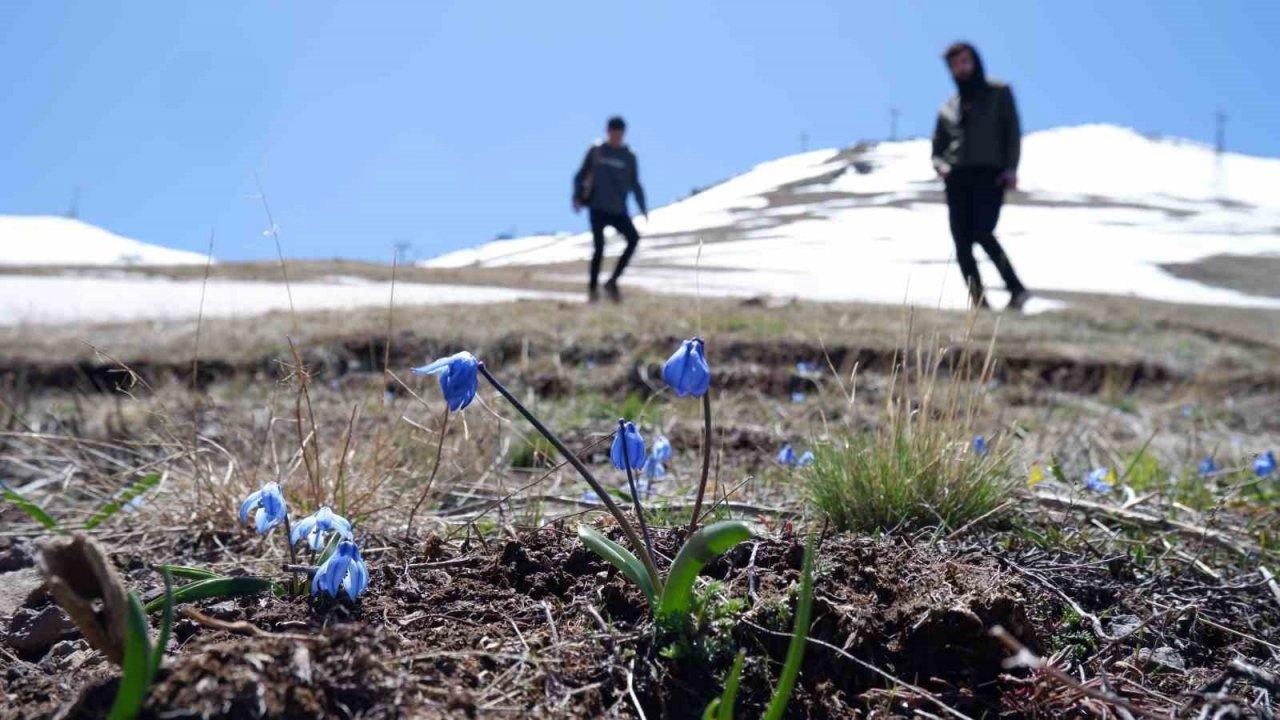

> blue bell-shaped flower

[
  {"left": 651, "top": 435, "right": 673, "bottom": 462},
  {"left": 662, "top": 338, "right": 710, "bottom": 398},
  {"left": 312, "top": 539, "right": 369, "bottom": 601},
  {"left": 238, "top": 482, "right": 288, "bottom": 534},
  {"left": 1254, "top": 451, "right": 1276, "bottom": 478},
  {"left": 776, "top": 444, "right": 797, "bottom": 466},
  {"left": 291, "top": 506, "right": 354, "bottom": 551},
  {"left": 411, "top": 351, "right": 480, "bottom": 411},
  {"left": 611, "top": 420, "right": 646, "bottom": 471}
]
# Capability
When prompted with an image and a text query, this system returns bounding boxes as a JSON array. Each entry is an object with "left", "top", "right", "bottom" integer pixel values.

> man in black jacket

[
  {"left": 573, "top": 115, "right": 648, "bottom": 303},
  {"left": 932, "top": 42, "right": 1030, "bottom": 311}
]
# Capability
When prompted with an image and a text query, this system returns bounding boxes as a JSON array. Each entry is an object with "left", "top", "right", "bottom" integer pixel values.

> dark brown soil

[{"left": 6, "top": 517, "right": 1277, "bottom": 719}]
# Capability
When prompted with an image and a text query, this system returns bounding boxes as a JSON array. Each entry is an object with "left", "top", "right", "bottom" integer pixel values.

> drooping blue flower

[
  {"left": 411, "top": 351, "right": 480, "bottom": 411},
  {"left": 1198, "top": 456, "right": 1218, "bottom": 477},
  {"left": 1085, "top": 468, "right": 1112, "bottom": 494},
  {"left": 238, "top": 482, "right": 288, "bottom": 534},
  {"left": 643, "top": 453, "right": 666, "bottom": 481},
  {"left": 776, "top": 444, "right": 797, "bottom": 466},
  {"left": 662, "top": 338, "right": 711, "bottom": 398},
  {"left": 312, "top": 539, "right": 369, "bottom": 601},
  {"left": 582, "top": 488, "right": 601, "bottom": 504},
  {"left": 611, "top": 420, "right": 646, "bottom": 471},
  {"left": 795, "top": 361, "right": 819, "bottom": 374},
  {"left": 652, "top": 435, "right": 673, "bottom": 462},
  {"left": 1254, "top": 451, "right": 1276, "bottom": 478},
  {"left": 798, "top": 450, "right": 815, "bottom": 467},
  {"left": 974, "top": 436, "right": 990, "bottom": 458},
  {"left": 290, "top": 506, "right": 354, "bottom": 551},
  {"left": 791, "top": 391, "right": 807, "bottom": 404}
]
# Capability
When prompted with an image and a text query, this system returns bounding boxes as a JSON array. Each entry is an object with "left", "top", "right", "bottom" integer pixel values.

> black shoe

[
  {"left": 966, "top": 279, "right": 990, "bottom": 310},
  {"left": 604, "top": 279, "right": 622, "bottom": 303},
  {"left": 1006, "top": 290, "right": 1031, "bottom": 312},
  {"left": 588, "top": 286, "right": 600, "bottom": 304}
]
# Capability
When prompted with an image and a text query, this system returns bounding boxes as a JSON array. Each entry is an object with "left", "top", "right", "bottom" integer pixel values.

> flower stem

[
  {"left": 687, "top": 389, "right": 714, "bottom": 534},
  {"left": 407, "top": 407, "right": 450, "bottom": 537},
  {"left": 280, "top": 511, "right": 299, "bottom": 595},
  {"left": 619, "top": 421, "right": 656, "bottom": 563},
  {"left": 479, "top": 364, "right": 663, "bottom": 593}
]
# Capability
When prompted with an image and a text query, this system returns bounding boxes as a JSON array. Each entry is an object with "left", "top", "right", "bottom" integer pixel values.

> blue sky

[{"left": 1, "top": 1, "right": 1275, "bottom": 262}]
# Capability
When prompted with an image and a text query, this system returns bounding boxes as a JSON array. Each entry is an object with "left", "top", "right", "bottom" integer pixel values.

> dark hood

[{"left": 952, "top": 44, "right": 988, "bottom": 100}]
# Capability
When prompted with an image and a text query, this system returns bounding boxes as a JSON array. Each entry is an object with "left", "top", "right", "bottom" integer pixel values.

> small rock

[
  {"left": 5, "top": 605, "right": 75, "bottom": 658},
  {"left": 1138, "top": 646, "right": 1185, "bottom": 671},
  {"left": 0, "top": 568, "right": 45, "bottom": 620},
  {"left": 0, "top": 539, "right": 34, "bottom": 572},
  {"left": 1107, "top": 614, "right": 1142, "bottom": 638}
]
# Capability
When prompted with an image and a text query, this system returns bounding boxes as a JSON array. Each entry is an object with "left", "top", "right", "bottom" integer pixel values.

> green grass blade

[
  {"left": 2, "top": 486, "right": 59, "bottom": 530},
  {"left": 107, "top": 593, "right": 153, "bottom": 720},
  {"left": 701, "top": 699, "right": 721, "bottom": 720},
  {"left": 658, "top": 521, "right": 753, "bottom": 623},
  {"left": 577, "top": 524, "right": 656, "bottom": 606},
  {"left": 150, "top": 569, "right": 174, "bottom": 679},
  {"left": 718, "top": 649, "right": 746, "bottom": 720},
  {"left": 85, "top": 473, "right": 162, "bottom": 530},
  {"left": 764, "top": 534, "right": 815, "bottom": 720},
  {"left": 157, "top": 565, "right": 220, "bottom": 581},
  {"left": 144, "top": 576, "right": 278, "bottom": 613}
]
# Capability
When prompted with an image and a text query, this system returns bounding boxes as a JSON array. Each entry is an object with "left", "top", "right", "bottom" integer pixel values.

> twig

[{"left": 181, "top": 606, "right": 319, "bottom": 642}]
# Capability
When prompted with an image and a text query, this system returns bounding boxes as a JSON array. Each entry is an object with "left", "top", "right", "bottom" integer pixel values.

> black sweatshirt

[{"left": 573, "top": 142, "right": 647, "bottom": 216}]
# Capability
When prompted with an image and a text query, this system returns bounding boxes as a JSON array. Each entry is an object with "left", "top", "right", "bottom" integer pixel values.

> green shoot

[
  {"left": 144, "top": 576, "right": 278, "bottom": 613},
  {"left": 1, "top": 484, "right": 59, "bottom": 530},
  {"left": 763, "top": 533, "right": 815, "bottom": 720},
  {"left": 577, "top": 525, "right": 657, "bottom": 606},
  {"left": 703, "top": 649, "right": 746, "bottom": 720},
  {"left": 85, "top": 473, "right": 162, "bottom": 529},
  {"left": 657, "top": 521, "right": 754, "bottom": 624}
]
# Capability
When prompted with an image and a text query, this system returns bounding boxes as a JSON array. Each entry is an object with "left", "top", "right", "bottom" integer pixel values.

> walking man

[
  {"left": 932, "top": 42, "right": 1030, "bottom": 311},
  {"left": 573, "top": 115, "right": 648, "bottom": 303}
]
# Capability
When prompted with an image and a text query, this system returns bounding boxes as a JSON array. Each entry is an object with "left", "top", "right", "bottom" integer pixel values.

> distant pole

[
  {"left": 1214, "top": 111, "right": 1227, "bottom": 197},
  {"left": 799, "top": 131, "right": 809, "bottom": 153},
  {"left": 67, "top": 185, "right": 80, "bottom": 219},
  {"left": 890, "top": 107, "right": 900, "bottom": 141}
]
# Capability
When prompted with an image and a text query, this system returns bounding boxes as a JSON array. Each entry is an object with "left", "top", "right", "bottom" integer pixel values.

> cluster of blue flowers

[
  {"left": 776, "top": 444, "right": 814, "bottom": 467},
  {"left": 239, "top": 483, "right": 368, "bottom": 601}
]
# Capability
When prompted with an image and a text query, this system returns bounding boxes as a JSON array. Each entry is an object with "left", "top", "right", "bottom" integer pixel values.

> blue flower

[
  {"left": 652, "top": 435, "right": 673, "bottom": 462},
  {"left": 776, "top": 444, "right": 797, "bottom": 466},
  {"left": 1198, "top": 456, "right": 1218, "bottom": 477},
  {"left": 238, "top": 482, "right": 287, "bottom": 534},
  {"left": 582, "top": 488, "right": 601, "bottom": 504},
  {"left": 411, "top": 351, "right": 479, "bottom": 411},
  {"left": 798, "top": 450, "right": 815, "bottom": 467},
  {"left": 611, "top": 420, "right": 646, "bottom": 471},
  {"left": 974, "top": 436, "right": 989, "bottom": 458},
  {"left": 1085, "top": 468, "right": 1112, "bottom": 494},
  {"left": 290, "top": 506, "right": 353, "bottom": 551},
  {"left": 312, "top": 539, "right": 369, "bottom": 601},
  {"left": 643, "top": 453, "right": 666, "bottom": 481},
  {"left": 791, "top": 391, "right": 806, "bottom": 404},
  {"left": 795, "top": 361, "right": 819, "bottom": 373},
  {"left": 1254, "top": 451, "right": 1276, "bottom": 478},
  {"left": 662, "top": 338, "right": 711, "bottom": 398}
]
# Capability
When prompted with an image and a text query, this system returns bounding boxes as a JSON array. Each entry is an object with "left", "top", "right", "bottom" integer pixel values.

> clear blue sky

[{"left": 1, "top": 1, "right": 1275, "bottom": 262}]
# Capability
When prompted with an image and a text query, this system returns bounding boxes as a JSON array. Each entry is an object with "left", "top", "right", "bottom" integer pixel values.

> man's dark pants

[
  {"left": 588, "top": 209, "right": 640, "bottom": 290},
  {"left": 944, "top": 166, "right": 1025, "bottom": 296}
]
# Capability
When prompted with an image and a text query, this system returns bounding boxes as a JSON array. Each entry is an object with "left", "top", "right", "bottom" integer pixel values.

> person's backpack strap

[{"left": 578, "top": 142, "right": 603, "bottom": 204}]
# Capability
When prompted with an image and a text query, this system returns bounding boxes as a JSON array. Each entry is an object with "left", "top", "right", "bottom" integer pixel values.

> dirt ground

[{"left": 3, "top": 294, "right": 1280, "bottom": 718}]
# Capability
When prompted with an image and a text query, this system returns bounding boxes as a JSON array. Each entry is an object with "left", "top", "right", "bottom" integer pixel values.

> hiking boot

[
  {"left": 1006, "top": 290, "right": 1031, "bottom": 312},
  {"left": 966, "top": 279, "right": 990, "bottom": 310},
  {"left": 588, "top": 286, "right": 600, "bottom": 304},
  {"left": 604, "top": 279, "right": 622, "bottom": 303}
]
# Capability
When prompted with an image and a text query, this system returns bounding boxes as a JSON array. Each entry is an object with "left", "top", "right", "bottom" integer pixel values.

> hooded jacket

[
  {"left": 931, "top": 47, "right": 1021, "bottom": 174},
  {"left": 573, "top": 142, "right": 647, "bottom": 216}
]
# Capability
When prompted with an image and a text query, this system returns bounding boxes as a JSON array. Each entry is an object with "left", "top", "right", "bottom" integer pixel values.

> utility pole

[
  {"left": 890, "top": 107, "right": 900, "bottom": 141},
  {"left": 1214, "top": 111, "right": 1227, "bottom": 197}
]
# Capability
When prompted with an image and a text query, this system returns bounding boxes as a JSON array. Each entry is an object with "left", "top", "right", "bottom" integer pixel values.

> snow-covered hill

[
  {"left": 0, "top": 215, "right": 211, "bottom": 266},
  {"left": 426, "top": 125, "right": 1280, "bottom": 312}
]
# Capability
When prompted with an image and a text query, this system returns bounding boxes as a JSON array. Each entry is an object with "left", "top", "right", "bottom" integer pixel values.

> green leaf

[
  {"left": 764, "top": 534, "right": 816, "bottom": 720},
  {"left": 157, "top": 565, "right": 220, "bottom": 581},
  {"left": 86, "top": 473, "right": 162, "bottom": 530},
  {"left": 2, "top": 487, "right": 59, "bottom": 530},
  {"left": 701, "top": 699, "right": 721, "bottom": 720},
  {"left": 658, "top": 521, "right": 753, "bottom": 623},
  {"left": 577, "top": 524, "right": 657, "bottom": 606},
  {"left": 107, "top": 593, "right": 153, "bottom": 720},
  {"left": 150, "top": 569, "right": 174, "bottom": 679},
  {"left": 718, "top": 649, "right": 746, "bottom": 720},
  {"left": 144, "top": 576, "right": 278, "bottom": 613}
]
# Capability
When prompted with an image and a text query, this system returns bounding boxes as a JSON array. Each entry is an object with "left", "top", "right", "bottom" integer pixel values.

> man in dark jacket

[
  {"left": 573, "top": 115, "right": 648, "bottom": 303},
  {"left": 932, "top": 42, "right": 1030, "bottom": 311}
]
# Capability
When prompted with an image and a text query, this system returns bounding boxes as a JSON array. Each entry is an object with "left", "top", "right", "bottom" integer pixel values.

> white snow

[
  {"left": 0, "top": 215, "right": 211, "bottom": 266},
  {"left": 0, "top": 275, "right": 578, "bottom": 326},
  {"left": 425, "top": 124, "right": 1280, "bottom": 313}
]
